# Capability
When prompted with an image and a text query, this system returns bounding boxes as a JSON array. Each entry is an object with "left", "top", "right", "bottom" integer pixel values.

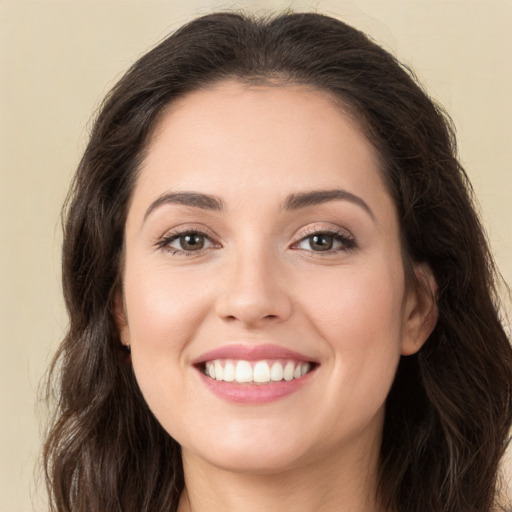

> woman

[{"left": 43, "top": 11, "right": 512, "bottom": 512}]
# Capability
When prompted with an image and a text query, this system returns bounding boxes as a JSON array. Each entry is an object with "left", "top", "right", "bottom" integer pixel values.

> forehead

[
  {"left": 133, "top": 81, "right": 393, "bottom": 218},
  {"left": 150, "top": 81, "right": 365, "bottom": 153}
]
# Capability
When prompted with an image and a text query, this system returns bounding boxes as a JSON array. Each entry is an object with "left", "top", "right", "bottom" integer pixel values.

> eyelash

[
  {"left": 155, "top": 226, "right": 357, "bottom": 257},
  {"left": 155, "top": 229, "right": 218, "bottom": 257},
  {"left": 291, "top": 226, "right": 357, "bottom": 254}
]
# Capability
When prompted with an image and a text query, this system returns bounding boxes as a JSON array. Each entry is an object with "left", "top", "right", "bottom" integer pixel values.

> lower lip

[{"left": 197, "top": 369, "right": 315, "bottom": 404}]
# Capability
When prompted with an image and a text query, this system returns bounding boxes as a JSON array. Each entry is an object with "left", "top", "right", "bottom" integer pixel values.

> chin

[
  {"left": 181, "top": 422, "right": 313, "bottom": 475},
  {"left": 197, "top": 445, "right": 308, "bottom": 475}
]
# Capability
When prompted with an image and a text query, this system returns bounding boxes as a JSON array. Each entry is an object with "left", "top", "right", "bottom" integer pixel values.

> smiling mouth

[{"left": 200, "top": 359, "right": 316, "bottom": 384}]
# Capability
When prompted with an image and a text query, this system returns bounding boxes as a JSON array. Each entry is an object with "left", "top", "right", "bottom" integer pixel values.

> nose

[{"left": 215, "top": 245, "right": 293, "bottom": 328}]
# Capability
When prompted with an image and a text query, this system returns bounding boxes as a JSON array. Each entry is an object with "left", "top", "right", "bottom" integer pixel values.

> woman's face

[{"left": 118, "top": 81, "right": 432, "bottom": 474}]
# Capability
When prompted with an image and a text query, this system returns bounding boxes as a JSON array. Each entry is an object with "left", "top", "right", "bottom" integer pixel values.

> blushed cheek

[
  {"left": 123, "top": 268, "right": 198, "bottom": 417},
  {"left": 123, "top": 261, "right": 211, "bottom": 350},
  {"left": 305, "top": 266, "right": 405, "bottom": 366}
]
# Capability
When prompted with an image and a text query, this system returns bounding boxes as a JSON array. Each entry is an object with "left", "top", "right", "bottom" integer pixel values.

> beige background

[{"left": 1, "top": 1, "right": 511, "bottom": 510}]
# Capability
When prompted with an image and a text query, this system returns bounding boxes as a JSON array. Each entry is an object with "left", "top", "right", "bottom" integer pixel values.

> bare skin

[
  {"left": 177, "top": 432, "right": 382, "bottom": 512},
  {"left": 117, "top": 81, "right": 437, "bottom": 512}
]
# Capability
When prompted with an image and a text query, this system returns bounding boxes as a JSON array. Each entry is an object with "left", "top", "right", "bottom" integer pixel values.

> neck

[{"left": 177, "top": 440, "right": 382, "bottom": 512}]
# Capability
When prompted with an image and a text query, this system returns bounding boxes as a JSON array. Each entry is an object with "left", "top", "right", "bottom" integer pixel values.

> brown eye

[
  {"left": 180, "top": 233, "right": 205, "bottom": 251},
  {"left": 167, "top": 232, "right": 212, "bottom": 252},
  {"left": 295, "top": 230, "right": 355, "bottom": 253},
  {"left": 308, "top": 234, "right": 334, "bottom": 251}
]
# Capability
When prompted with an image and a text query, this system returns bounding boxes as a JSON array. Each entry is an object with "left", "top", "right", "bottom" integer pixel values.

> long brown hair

[{"left": 43, "top": 12, "right": 512, "bottom": 511}]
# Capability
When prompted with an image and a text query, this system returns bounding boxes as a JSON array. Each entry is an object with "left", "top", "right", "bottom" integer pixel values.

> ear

[
  {"left": 401, "top": 263, "right": 438, "bottom": 356},
  {"left": 114, "top": 291, "right": 131, "bottom": 349}
]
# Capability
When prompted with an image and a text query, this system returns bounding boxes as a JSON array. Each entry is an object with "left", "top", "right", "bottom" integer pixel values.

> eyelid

[
  {"left": 290, "top": 223, "right": 357, "bottom": 252},
  {"left": 154, "top": 224, "right": 221, "bottom": 254},
  {"left": 154, "top": 222, "right": 356, "bottom": 256},
  {"left": 293, "top": 222, "right": 354, "bottom": 241},
  {"left": 157, "top": 223, "right": 219, "bottom": 240}
]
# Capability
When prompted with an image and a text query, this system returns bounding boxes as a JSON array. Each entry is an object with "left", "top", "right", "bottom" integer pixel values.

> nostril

[{"left": 215, "top": 286, "right": 293, "bottom": 326}]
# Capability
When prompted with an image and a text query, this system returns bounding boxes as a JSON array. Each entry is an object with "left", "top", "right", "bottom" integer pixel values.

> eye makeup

[{"left": 154, "top": 222, "right": 357, "bottom": 258}]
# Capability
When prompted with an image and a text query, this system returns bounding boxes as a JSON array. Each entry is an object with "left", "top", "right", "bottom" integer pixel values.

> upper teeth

[{"left": 204, "top": 359, "right": 311, "bottom": 384}]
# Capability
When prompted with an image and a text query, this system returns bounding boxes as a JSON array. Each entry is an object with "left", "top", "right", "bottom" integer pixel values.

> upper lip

[{"left": 192, "top": 344, "right": 319, "bottom": 365}]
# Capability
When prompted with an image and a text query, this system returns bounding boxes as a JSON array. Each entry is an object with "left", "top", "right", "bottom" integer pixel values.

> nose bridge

[{"left": 216, "top": 235, "right": 292, "bottom": 326}]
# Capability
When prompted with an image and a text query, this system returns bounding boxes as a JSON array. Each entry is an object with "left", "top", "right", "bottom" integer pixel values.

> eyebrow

[
  {"left": 143, "top": 188, "right": 374, "bottom": 222},
  {"left": 144, "top": 191, "right": 225, "bottom": 221},
  {"left": 282, "top": 189, "right": 375, "bottom": 220}
]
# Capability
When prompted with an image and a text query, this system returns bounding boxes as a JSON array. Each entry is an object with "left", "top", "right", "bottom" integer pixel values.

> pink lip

[
  {"left": 192, "top": 344, "right": 317, "bottom": 365},
  {"left": 192, "top": 344, "right": 318, "bottom": 404},
  {"left": 197, "top": 369, "right": 316, "bottom": 404}
]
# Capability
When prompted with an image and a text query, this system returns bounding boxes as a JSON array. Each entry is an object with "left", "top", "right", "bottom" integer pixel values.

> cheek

[
  {"left": 300, "top": 260, "right": 406, "bottom": 397},
  {"left": 123, "top": 261, "right": 211, "bottom": 347},
  {"left": 121, "top": 261, "right": 214, "bottom": 408},
  {"left": 305, "top": 261, "right": 405, "bottom": 338}
]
